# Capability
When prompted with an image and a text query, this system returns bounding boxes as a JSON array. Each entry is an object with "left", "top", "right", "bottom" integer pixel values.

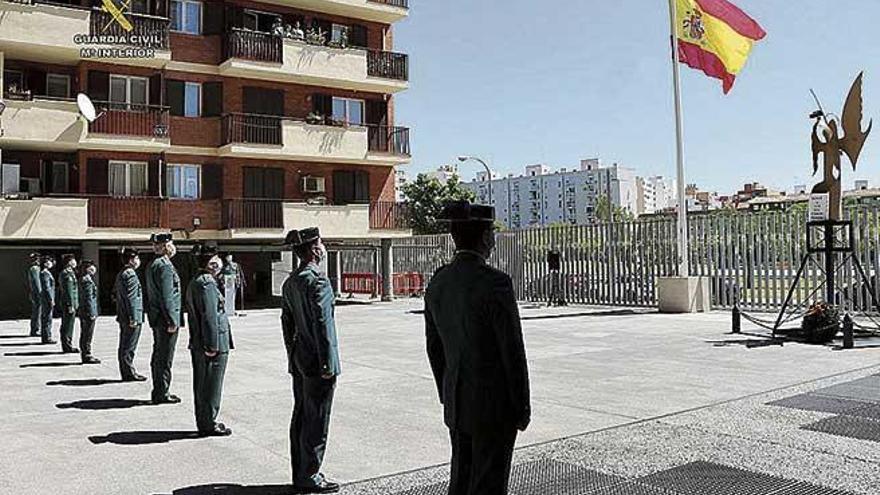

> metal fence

[{"left": 387, "top": 205, "right": 880, "bottom": 312}]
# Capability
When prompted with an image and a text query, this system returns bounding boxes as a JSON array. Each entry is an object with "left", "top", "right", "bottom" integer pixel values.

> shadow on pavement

[
  {"left": 57, "top": 398, "right": 153, "bottom": 410},
  {"left": 162, "top": 484, "right": 295, "bottom": 495},
  {"left": 0, "top": 342, "right": 51, "bottom": 347},
  {"left": 4, "top": 350, "right": 65, "bottom": 357},
  {"left": 47, "top": 378, "right": 124, "bottom": 387},
  {"left": 89, "top": 431, "right": 202, "bottom": 445},
  {"left": 20, "top": 362, "right": 81, "bottom": 368},
  {"left": 0, "top": 335, "right": 33, "bottom": 339}
]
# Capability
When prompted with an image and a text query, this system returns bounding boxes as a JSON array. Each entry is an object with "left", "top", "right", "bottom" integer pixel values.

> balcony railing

[
  {"left": 221, "top": 113, "right": 282, "bottom": 145},
  {"left": 368, "top": 125, "right": 410, "bottom": 156},
  {"left": 89, "top": 102, "right": 170, "bottom": 138},
  {"left": 367, "top": 0, "right": 408, "bottom": 8},
  {"left": 223, "top": 199, "right": 284, "bottom": 229},
  {"left": 224, "top": 28, "right": 282, "bottom": 63},
  {"left": 367, "top": 50, "right": 409, "bottom": 81},
  {"left": 88, "top": 196, "right": 165, "bottom": 229},
  {"left": 370, "top": 201, "right": 410, "bottom": 230},
  {"left": 89, "top": 9, "right": 170, "bottom": 50}
]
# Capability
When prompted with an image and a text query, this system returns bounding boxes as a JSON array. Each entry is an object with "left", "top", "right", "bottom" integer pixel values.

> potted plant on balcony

[
  {"left": 306, "top": 112, "right": 325, "bottom": 125},
  {"left": 305, "top": 27, "right": 326, "bottom": 46}
]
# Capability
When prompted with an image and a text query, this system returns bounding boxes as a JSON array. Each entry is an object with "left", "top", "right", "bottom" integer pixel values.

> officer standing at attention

[
  {"left": 79, "top": 260, "right": 100, "bottom": 365},
  {"left": 39, "top": 255, "right": 57, "bottom": 345},
  {"left": 58, "top": 254, "right": 80, "bottom": 354},
  {"left": 115, "top": 248, "right": 146, "bottom": 382},
  {"left": 27, "top": 253, "right": 42, "bottom": 337},
  {"left": 187, "top": 245, "right": 234, "bottom": 437},
  {"left": 424, "top": 201, "right": 531, "bottom": 495},
  {"left": 146, "top": 233, "right": 183, "bottom": 405},
  {"left": 283, "top": 227, "right": 340, "bottom": 494}
]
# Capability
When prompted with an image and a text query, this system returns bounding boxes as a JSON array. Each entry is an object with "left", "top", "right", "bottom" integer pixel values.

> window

[
  {"left": 184, "top": 82, "right": 201, "bottom": 117},
  {"left": 331, "top": 23, "right": 348, "bottom": 44},
  {"left": 171, "top": 0, "right": 202, "bottom": 34},
  {"left": 130, "top": 0, "right": 148, "bottom": 14},
  {"left": 167, "top": 164, "right": 201, "bottom": 199},
  {"left": 243, "top": 9, "right": 279, "bottom": 33},
  {"left": 331, "top": 97, "right": 364, "bottom": 126},
  {"left": 109, "top": 161, "right": 148, "bottom": 197},
  {"left": 3, "top": 69, "right": 24, "bottom": 97},
  {"left": 109, "top": 75, "right": 149, "bottom": 109},
  {"left": 50, "top": 162, "right": 70, "bottom": 193},
  {"left": 243, "top": 167, "right": 284, "bottom": 199},
  {"left": 46, "top": 74, "right": 71, "bottom": 99}
]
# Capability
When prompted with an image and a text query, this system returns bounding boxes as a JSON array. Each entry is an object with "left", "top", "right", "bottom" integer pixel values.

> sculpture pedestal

[{"left": 658, "top": 277, "right": 711, "bottom": 313}]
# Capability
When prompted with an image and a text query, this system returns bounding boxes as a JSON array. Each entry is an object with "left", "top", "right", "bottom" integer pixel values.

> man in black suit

[{"left": 424, "top": 201, "right": 531, "bottom": 495}]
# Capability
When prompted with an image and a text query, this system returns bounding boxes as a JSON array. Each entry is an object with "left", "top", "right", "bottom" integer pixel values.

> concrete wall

[
  {"left": 0, "top": 198, "right": 89, "bottom": 239},
  {"left": 0, "top": 100, "right": 84, "bottom": 149},
  {"left": 0, "top": 2, "right": 88, "bottom": 56},
  {"left": 283, "top": 202, "right": 370, "bottom": 238}
]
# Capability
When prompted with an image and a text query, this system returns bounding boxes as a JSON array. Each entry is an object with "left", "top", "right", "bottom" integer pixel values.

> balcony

[
  {"left": 219, "top": 113, "right": 410, "bottom": 165},
  {"left": 220, "top": 29, "right": 408, "bottom": 93},
  {"left": 257, "top": 0, "right": 408, "bottom": 24},
  {"left": 85, "top": 102, "right": 171, "bottom": 151},
  {"left": 88, "top": 195, "right": 165, "bottom": 229},
  {"left": 0, "top": 1, "right": 170, "bottom": 67},
  {"left": 222, "top": 199, "right": 284, "bottom": 230},
  {"left": 0, "top": 97, "right": 84, "bottom": 150},
  {"left": 369, "top": 201, "right": 410, "bottom": 230},
  {"left": 0, "top": 197, "right": 88, "bottom": 239}
]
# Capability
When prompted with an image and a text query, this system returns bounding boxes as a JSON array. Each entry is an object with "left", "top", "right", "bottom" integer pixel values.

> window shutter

[
  {"left": 203, "top": 1, "right": 224, "bottom": 34},
  {"left": 225, "top": 4, "right": 242, "bottom": 29},
  {"left": 202, "top": 82, "right": 223, "bottom": 117},
  {"left": 148, "top": 159, "right": 161, "bottom": 196},
  {"left": 149, "top": 73, "right": 162, "bottom": 106},
  {"left": 41, "top": 160, "right": 53, "bottom": 194},
  {"left": 166, "top": 80, "right": 185, "bottom": 116},
  {"left": 313, "top": 93, "right": 332, "bottom": 117},
  {"left": 27, "top": 69, "right": 47, "bottom": 96},
  {"left": 354, "top": 170, "right": 370, "bottom": 203},
  {"left": 87, "top": 71, "right": 109, "bottom": 102},
  {"left": 366, "top": 99, "right": 388, "bottom": 126},
  {"left": 332, "top": 170, "right": 355, "bottom": 205},
  {"left": 267, "top": 168, "right": 284, "bottom": 199},
  {"left": 86, "top": 158, "right": 108, "bottom": 195},
  {"left": 201, "top": 163, "right": 223, "bottom": 199},
  {"left": 350, "top": 25, "right": 368, "bottom": 48},
  {"left": 243, "top": 167, "right": 259, "bottom": 198}
]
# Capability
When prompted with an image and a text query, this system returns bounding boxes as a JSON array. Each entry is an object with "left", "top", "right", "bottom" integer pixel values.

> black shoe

[
  {"left": 81, "top": 356, "right": 101, "bottom": 365},
  {"left": 122, "top": 373, "right": 147, "bottom": 382},
  {"left": 41, "top": 340, "right": 57, "bottom": 345},
  {"left": 294, "top": 480, "right": 340, "bottom": 494},
  {"left": 152, "top": 394, "right": 182, "bottom": 405},
  {"left": 199, "top": 423, "right": 232, "bottom": 437},
  {"left": 63, "top": 347, "right": 80, "bottom": 354}
]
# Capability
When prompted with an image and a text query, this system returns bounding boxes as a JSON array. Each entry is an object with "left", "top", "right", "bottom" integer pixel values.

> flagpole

[{"left": 668, "top": 0, "right": 689, "bottom": 278}]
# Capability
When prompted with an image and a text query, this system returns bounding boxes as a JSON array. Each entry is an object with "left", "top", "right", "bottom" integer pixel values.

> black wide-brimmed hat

[
  {"left": 284, "top": 227, "right": 321, "bottom": 247},
  {"left": 150, "top": 232, "right": 173, "bottom": 244},
  {"left": 439, "top": 201, "right": 495, "bottom": 224},
  {"left": 193, "top": 244, "right": 219, "bottom": 266},
  {"left": 120, "top": 248, "right": 139, "bottom": 262},
  {"left": 81, "top": 259, "right": 95, "bottom": 269}
]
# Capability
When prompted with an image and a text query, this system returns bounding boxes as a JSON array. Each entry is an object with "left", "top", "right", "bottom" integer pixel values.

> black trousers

[
  {"left": 290, "top": 373, "right": 336, "bottom": 487},
  {"left": 118, "top": 323, "right": 142, "bottom": 379},
  {"left": 150, "top": 326, "right": 179, "bottom": 401},
  {"left": 191, "top": 350, "right": 229, "bottom": 432},
  {"left": 60, "top": 311, "right": 76, "bottom": 352},
  {"left": 448, "top": 427, "right": 517, "bottom": 495},
  {"left": 30, "top": 299, "right": 41, "bottom": 336},
  {"left": 79, "top": 316, "right": 96, "bottom": 359},
  {"left": 40, "top": 303, "right": 54, "bottom": 343}
]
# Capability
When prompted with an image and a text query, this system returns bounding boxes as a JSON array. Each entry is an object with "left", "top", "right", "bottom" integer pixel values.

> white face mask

[
  {"left": 87, "top": 266, "right": 97, "bottom": 276},
  {"left": 166, "top": 242, "right": 177, "bottom": 259},
  {"left": 69, "top": 260, "right": 78, "bottom": 269},
  {"left": 314, "top": 243, "right": 327, "bottom": 263},
  {"left": 131, "top": 257, "right": 141, "bottom": 270},
  {"left": 208, "top": 256, "right": 222, "bottom": 276}
]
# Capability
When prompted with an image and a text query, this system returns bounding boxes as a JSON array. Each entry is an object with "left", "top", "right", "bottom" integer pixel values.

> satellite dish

[{"left": 76, "top": 93, "right": 98, "bottom": 123}]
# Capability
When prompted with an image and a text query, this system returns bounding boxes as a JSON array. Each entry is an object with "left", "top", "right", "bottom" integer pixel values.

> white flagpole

[{"left": 668, "top": 0, "right": 689, "bottom": 277}]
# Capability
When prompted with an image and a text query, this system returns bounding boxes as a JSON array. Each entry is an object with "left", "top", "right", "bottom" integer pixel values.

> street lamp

[{"left": 458, "top": 155, "right": 493, "bottom": 207}]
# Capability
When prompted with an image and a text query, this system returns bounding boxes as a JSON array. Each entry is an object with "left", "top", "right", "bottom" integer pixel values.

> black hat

[
  {"left": 120, "top": 248, "right": 139, "bottom": 262},
  {"left": 193, "top": 244, "right": 219, "bottom": 267},
  {"left": 29, "top": 252, "right": 41, "bottom": 261},
  {"left": 150, "top": 233, "right": 173, "bottom": 244},
  {"left": 439, "top": 201, "right": 495, "bottom": 224},
  {"left": 61, "top": 253, "right": 76, "bottom": 263},
  {"left": 41, "top": 255, "right": 55, "bottom": 264},
  {"left": 81, "top": 259, "right": 95, "bottom": 269},
  {"left": 284, "top": 227, "right": 321, "bottom": 247}
]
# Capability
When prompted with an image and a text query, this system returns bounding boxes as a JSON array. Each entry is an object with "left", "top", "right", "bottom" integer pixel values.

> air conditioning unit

[{"left": 302, "top": 176, "right": 326, "bottom": 193}]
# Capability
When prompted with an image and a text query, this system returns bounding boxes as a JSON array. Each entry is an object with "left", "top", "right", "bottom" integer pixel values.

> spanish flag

[{"left": 675, "top": 0, "right": 766, "bottom": 94}]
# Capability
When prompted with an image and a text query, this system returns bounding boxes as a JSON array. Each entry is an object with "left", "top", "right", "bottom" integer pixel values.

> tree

[
  {"left": 595, "top": 195, "right": 634, "bottom": 223},
  {"left": 402, "top": 173, "right": 476, "bottom": 234}
]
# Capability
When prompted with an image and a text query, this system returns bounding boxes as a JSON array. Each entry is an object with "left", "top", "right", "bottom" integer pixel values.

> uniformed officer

[
  {"left": 186, "top": 245, "right": 234, "bottom": 437},
  {"left": 282, "top": 227, "right": 340, "bottom": 494},
  {"left": 27, "top": 253, "right": 42, "bottom": 337},
  {"left": 115, "top": 248, "right": 146, "bottom": 382},
  {"left": 424, "top": 201, "right": 531, "bottom": 495},
  {"left": 79, "top": 260, "right": 100, "bottom": 364},
  {"left": 39, "top": 255, "right": 57, "bottom": 345},
  {"left": 58, "top": 254, "right": 80, "bottom": 354},
  {"left": 146, "top": 233, "right": 183, "bottom": 405}
]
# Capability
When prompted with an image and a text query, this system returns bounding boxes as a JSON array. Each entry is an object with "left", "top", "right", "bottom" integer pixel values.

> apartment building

[
  {"left": 0, "top": 0, "right": 411, "bottom": 316},
  {"left": 463, "top": 159, "right": 639, "bottom": 229}
]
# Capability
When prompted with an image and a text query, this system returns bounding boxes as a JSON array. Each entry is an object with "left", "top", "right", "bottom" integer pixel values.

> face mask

[
  {"left": 132, "top": 258, "right": 141, "bottom": 270},
  {"left": 166, "top": 243, "right": 177, "bottom": 259},
  {"left": 314, "top": 243, "right": 327, "bottom": 263},
  {"left": 208, "top": 257, "right": 222, "bottom": 276},
  {"left": 87, "top": 266, "right": 97, "bottom": 276},
  {"left": 69, "top": 260, "right": 78, "bottom": 269}
]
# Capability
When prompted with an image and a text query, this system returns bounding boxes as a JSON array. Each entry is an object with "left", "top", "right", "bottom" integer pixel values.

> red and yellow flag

[{"left": 675, "top": 0, "right": 766, "bottom": 93}]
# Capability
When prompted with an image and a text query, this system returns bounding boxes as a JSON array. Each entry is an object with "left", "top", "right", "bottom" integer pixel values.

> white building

[
  {"left": 394, "top": 168, "right": 408, "bottom": 202},
  {"left": 463, "top": 159, "right": 639, "bottom": 228},
  {"left": 638, "top": 176, "right": 676, "bottom": 214},
  {"left": 430, "top": 164, "right": 459, "bottom": 184}
]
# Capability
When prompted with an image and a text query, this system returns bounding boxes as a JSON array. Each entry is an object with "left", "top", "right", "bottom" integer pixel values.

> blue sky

[{"left": 394, "top": 1, "right": 880, "bottom": 195}]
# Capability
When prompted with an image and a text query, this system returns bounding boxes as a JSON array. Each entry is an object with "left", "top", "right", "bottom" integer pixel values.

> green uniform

[
  {"left": 39, "top": 268, "right": 55, "bottom": 343},
  {"left": 59, "top": 267, "right": 79, "bottom": 352},
  {"left": 115, "top": 267, "right": 144, "bottom": 380},
  {"left": 79, "top": 273, "right": 99, "bottom": 360},
  {"left": 28, "top": 264, "right": 42, "bottom": 337},
  {"left": 146, "top": 256, "right": 182, "bottom": 402},
  {"left": 424, "top": 251, "right": 531, "bottom": 495},
  {"left": 283, "top": 262, "right": 340, "bottom": 488},
  {"left": 186, "top": 272, "right": 233, "bottom": 433}
]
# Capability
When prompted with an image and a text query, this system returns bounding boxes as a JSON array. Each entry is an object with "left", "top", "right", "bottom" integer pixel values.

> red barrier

[{"left": 341, "top": 272, "right": 425, "bottom": 296}]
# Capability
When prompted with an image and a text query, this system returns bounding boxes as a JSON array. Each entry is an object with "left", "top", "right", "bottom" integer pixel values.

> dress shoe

[
  {"left": 63, "top": 347, "right": 80, "bottom": 354},
  {"left": 152, "top": 394, "right": 182, "bottom": 405},
  {"left": 122, "top": 373, "right": 147, "bottom": 382},
  {"left": 81, "top": 356, "right": 101, "bottom": 365},
  {"left": 293, "top": 480, "right": 340, "bottom": 494},
  {"left": 199, "top": 423, "right": 232, "bottom": 437}
]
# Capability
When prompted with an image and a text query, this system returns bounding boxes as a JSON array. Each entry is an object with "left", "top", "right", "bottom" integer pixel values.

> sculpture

[{"left": 810, "top": 72, "right": 873, "bottom": 220}]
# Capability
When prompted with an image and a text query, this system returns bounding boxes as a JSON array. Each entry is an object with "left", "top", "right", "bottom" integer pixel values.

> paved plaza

[{"left": 1, "top": 301, "right": 879, "bottom": 494}]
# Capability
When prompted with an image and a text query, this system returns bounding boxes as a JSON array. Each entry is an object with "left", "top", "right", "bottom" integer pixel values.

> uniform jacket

[
  {"left": 60, "top": 267, "right": 79, "bottom": 313},
  {"left": 40, "top": 268, "right": 55, "bottom": 308},
  {"left": 27, "top": 265, "right": 41, "bottom": 305},
  {"left": 186, "top": 272, "right": 233, "bottom": 353},
  {"left": 115, "top": 267, "right": 144, "bottom": 325},
  {"left": 283, "top": 263, "right": 340, "bottom": 377},
  {"left": 280, "top": 273, "right": 298, "bottom": 375},
  {"left": 80, "top": 274, "right": 98, "bottom": 319},
  {"left": 424, "top": 251, "right": 531, "bottom": 434},
  {"left": 146, "top": 256, "right": 182, "bottom": 329}
]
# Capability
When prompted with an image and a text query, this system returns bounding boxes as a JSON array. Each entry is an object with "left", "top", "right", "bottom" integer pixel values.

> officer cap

[
  {"left": 150, "top": 232, "right": 173, "bottom": 244},
  {"left": 41, "top": 254, "right": 55, "bottom": 264},
  {"left": 439, "top": 201, "right": 495, "bottom": 224},
  {"left": 61, "top": 253, "right": 76, "bottom": 263},
  {"left": 120, "top": 248, "right": 139, "bottom": 262},
  {"left": 284, "top": 227, "right": 321, "bottom": 247},
  {"left": 193, "top": 244, "right": 219, "bottom": 267},
  {"left": 81, "top": 259, "right": 95, "bottom": 269},
  {"left": 29, "top": 252, "right": 41, "bottom": 261}
]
